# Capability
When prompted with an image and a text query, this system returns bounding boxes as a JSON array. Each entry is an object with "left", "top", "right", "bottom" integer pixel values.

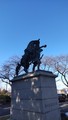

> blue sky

[{"left": 0, "top": 0, "right": 68, "bottom": 65}]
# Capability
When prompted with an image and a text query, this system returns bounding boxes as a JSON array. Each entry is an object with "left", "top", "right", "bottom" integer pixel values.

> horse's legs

[
  {"left": 33, "top": 64, "right": 35, "bottom": 72},
  {"left": 15, "top": 63, "right": 21, "bottom": 76},
  {"left": 37, "top": 60, "right": 41, "bottom": 70},
  {"left": 32, "top": 61, "right": 37, "bottom": 72},
  {"left": 24, "top": 61, "right": 29, "bottom": 73},
  {"left": 24, "top": 68, "right": 28, "bottom": 73}
]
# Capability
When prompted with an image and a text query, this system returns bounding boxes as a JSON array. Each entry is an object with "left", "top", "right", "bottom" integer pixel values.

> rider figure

[{"left": 24, "top": 39, "right": 40, "bottom": 58}]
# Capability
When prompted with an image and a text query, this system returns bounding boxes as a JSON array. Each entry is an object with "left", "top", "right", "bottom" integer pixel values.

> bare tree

[
  {"left": 42, "top": 55, "right": 68, "bottom": 87},
  {"left": 0, "top": 56, "right": 20, "bottom": 86},
  {"left": 0, "top": 54, "right": 68, "bottom": 87}
]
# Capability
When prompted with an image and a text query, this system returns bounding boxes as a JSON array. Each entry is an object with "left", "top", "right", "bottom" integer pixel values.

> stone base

[{"left": 10, "top": 70, "right": 61, "bottom": 120}]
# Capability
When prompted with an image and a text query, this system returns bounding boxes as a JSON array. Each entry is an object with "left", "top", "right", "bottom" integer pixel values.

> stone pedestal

[{"left": 10, "top": 70, "right": 61, "bottom": 120}]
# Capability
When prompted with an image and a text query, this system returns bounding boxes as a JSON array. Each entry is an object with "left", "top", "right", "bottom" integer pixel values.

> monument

[{"left": 10, "top": 39, "right": 61, "bottom": 120}]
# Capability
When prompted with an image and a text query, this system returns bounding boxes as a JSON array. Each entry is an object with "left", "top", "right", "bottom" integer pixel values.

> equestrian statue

[{"left": 15, "top": 39, "right": 47, "bottom": 76}]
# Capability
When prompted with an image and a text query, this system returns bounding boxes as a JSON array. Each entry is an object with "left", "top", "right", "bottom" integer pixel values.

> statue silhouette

[{"left": 15, "top": 39, "right": 47, "bottom": 76}]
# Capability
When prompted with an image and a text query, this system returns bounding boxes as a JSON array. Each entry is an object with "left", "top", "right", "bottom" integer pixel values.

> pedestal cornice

[{"left": 12, "top": 70, "right": 57, "bottom": 82}]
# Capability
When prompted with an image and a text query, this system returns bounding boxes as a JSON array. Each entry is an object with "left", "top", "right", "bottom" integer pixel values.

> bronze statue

[{"left": 15, "top": 39, "right": 47, "bottom": 76}]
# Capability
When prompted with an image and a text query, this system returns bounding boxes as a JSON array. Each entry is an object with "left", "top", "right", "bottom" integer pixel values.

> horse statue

[{"left": 15, "top": 39, "right": 47, "bottom": 76}]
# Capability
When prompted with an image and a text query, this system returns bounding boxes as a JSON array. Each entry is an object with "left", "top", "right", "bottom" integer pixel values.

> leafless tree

[
  {"left": 42, "top": 55, "right": 68, "bottom": 87},
  {"left": 0, "top": 56, "right": 20, "bottom": 86},
  {"left": 0, "top": 55, "right": 68, "bottom": 87}
]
